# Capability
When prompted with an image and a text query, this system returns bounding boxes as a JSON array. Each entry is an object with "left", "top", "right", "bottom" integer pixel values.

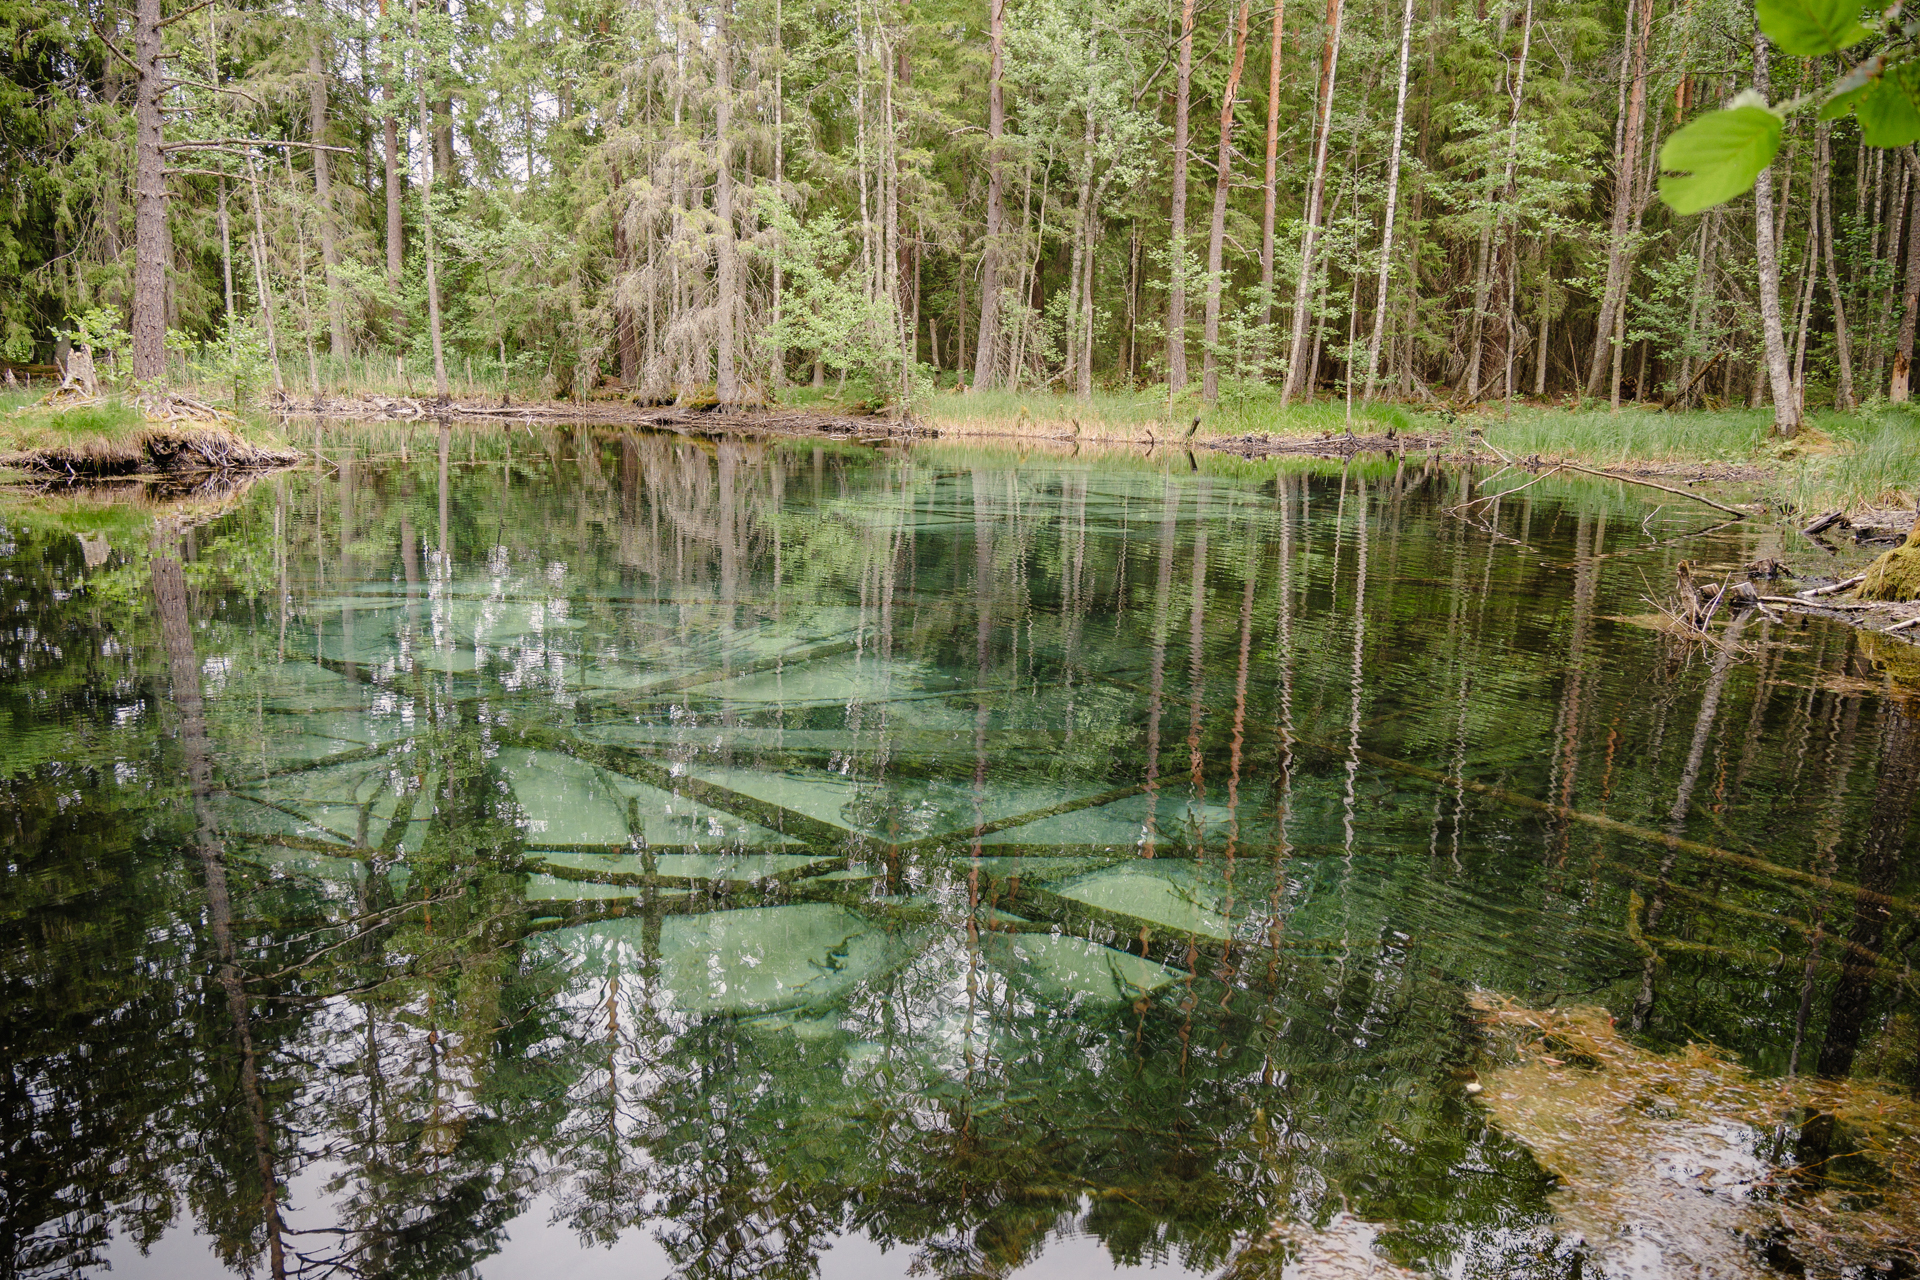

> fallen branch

[
  {"left": 1552, "top": 461, "right": 1749, "bottom": 519},
  {"left": 1798, "top": 574, "right": 1866, "bottom": 598}
]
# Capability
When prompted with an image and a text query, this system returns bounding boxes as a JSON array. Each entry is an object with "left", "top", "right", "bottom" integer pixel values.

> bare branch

[
  {"left": 87, "top": 17, "right": 142, "bottom": 79},
  {"left": 157, "top": 0, "right": 221, "bottom": 30}
]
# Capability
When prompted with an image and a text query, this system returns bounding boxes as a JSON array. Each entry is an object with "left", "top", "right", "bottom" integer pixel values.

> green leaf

[
  {"left": 1757, "top": 0, "right": 1872, "bottom": 56},
  {"left": 1858, "top": 70, "right": 1920, "bottom": 145},
  {"left": 1658, "top": 107, "right": 1784, "bottom": 215},
  {"left": 1819, "top": 82, "right": 1871, "bottom": 120}
]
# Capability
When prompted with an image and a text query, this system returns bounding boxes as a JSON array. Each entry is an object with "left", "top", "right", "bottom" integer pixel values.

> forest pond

[{"left": 5, "top": 427, "right": 1918, "bottom": 1280}]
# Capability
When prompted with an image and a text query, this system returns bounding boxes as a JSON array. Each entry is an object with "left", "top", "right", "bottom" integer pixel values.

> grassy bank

[
  {"left": 1, "top": 389, "right": 294, "bottom": 477},
  {"left": 904, "top": 388, "right": 1918, "bottom": 517}
]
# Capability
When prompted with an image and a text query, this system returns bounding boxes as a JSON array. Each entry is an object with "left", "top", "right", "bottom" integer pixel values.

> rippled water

[{"left": 3, "top": 427, "right": 1916, "bottom": 1279}]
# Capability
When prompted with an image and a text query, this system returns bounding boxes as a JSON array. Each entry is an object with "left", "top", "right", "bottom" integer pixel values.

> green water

[{"left": 3, "top": 428, "right": 1916, "bottom": 1279}]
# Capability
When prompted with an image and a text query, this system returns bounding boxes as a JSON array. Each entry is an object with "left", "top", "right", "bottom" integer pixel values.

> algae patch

[{"left": 1472, "top": 995, "right": 1920, "bottom": 1278}]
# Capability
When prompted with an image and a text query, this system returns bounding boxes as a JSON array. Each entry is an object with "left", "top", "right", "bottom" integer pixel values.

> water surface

[{"left": 4, "top": 428, "right": 1917, "bottom": 1279}]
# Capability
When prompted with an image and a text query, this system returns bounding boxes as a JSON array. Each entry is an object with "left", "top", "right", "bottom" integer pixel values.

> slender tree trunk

[
  {"left": 1468, "top": 0, "right": 1531, "bottom": 401},
  {"left": 1892, "top": 148, "right": 1920, "bottom": 401},
  {"left": 1818, "top": 124, "right": 1856, "bottom": 408},
  {"left": 245, "top": 154, "right": 285, "bottom": 392},
  {"left": 1870, "top": 154, "right": 1907, "bottom": 391},
  {"left": 971, "top": 0, "right": 1006, "bottom": 391},
  {"left": 1168, "top": 0, "right": 1197, "bottom": 394},
  {"left": 1280, "top": 0, "right": 1344, "bottom": 405},
  {"left": 218, "top": 177, "right": 236, "bottom": 337},
  {"left": 1202, "top": 0, "right": 1253, "bottom": 402},
  {"left": 715, "top": 5, "right": 741, "bottom": 404},
  {"left": 771, "top": 0, "right": 785, "bottom": 389},
  {"left": 1534, "top": 229, "right": 1553, "bottom": 395},
  {"left": 1585, "top": 0, "right": 1651, "bottom": 397},
  {"left": 1751, "top": 29, "right": 1798, "bottom": 434},
  {"left": 308, "top": 46, "right": 347, "bottom": 356},
  {"left": 1790, "top": 205, "right": 1818, "bottom": 418},
  {"left": 1068, "top": 94, "right": 1096, "bottom": 399},
  {"left": 413, "top": 0, "right": 450, "bottom": 401},
  {"left": 380, "top": 0, "right": 403, "bottom": 298},
  {"left": 1363, "top": 0, "right": 1416, "bottom": 401},
  {"left": 130, "top": 0, "right": 166, "bottom": 384},
  {"left": 1260, "top": 0, "right": 1286, "bottom": 329}
]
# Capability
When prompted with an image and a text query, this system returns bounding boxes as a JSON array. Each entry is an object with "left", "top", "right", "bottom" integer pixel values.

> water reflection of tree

[{"left": 12, "top": 435, "right": 1920, "bottom": 1278}]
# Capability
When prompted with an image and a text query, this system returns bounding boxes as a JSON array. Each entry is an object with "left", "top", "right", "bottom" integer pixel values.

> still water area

[{"left": 4, "top": 427, "right": 1919, "bottom": 1280}]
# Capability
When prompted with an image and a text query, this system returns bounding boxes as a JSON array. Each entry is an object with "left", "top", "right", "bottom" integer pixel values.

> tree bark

[
  {"left": 1260, "top": 0, "right": 1286, "bottom": 329},
  {"left": 715, "top": 4, "right": 741, "bottom": 404},
  {"left": 308, "top": 46, "right": 347, "bottom": 356},
  {"left": 130, "top": 0, "right": 166, "bottom": 384},
  {"left": 971, "top": 0, "right": 1007, "bottom": 391},
  {"left": 1363, "top": 0, "right": 1416, "bottom": 401},
  {"left": 1584, "top": 0, "right": 1651, "bottom": 398},
  {"left": 1202, "top": 0, "right": 1253, "bottom": 402},
  {"left": 1751, "top": 29, "right": 1798, "bottom": 434},
  {"left": 1817, "top": 123, "right": 1855, "bottom": 409},
  {"left": 413, "top": 0, "right": 450, "bottom": 401},
  {"left": 380, "top": 0, "right": 403, "bottom": 298},
  {"left": 1892, "top": 148, "right": 1920, "bottom": 401},
  {"left": 1280, "top": 0, "right": 1344, "bottom": 405},
  {"left": 1168, "top": 0, "right": 1197, "bottom": 394}
]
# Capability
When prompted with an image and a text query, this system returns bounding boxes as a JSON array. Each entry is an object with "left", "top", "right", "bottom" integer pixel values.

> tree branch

[
  {"left": 158, "top": 0, "right": 221, "bottom": 29},
  {"left": 87, "top": 17, "right": 142, "bottom": 79},
  {"left": 163, "top": 137, "right": 356, "bottom": 154}
]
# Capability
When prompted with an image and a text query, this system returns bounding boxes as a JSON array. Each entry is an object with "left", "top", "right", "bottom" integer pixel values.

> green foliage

[
  {"left": 1755, "top": 0, "right": 1872, "bottom": 56},
  {"left": 1657, "top": 103, "right": 1783, "bottom": 216},
  {"left": 1857, "top": 68, "right": 1920, "bottom": 145}
]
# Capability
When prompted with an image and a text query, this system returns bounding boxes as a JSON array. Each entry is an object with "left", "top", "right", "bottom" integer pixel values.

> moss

[{"left": 1858, "top": 521, "right": 1920, "bottom": 601}]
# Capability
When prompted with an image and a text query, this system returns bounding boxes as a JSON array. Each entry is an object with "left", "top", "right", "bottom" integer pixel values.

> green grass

[
  {"left": 1, "top": 397, "right": 147, "bottom": 451},
  {"left": 902, "top": 387, "right": 1920, "bottom": 516}
]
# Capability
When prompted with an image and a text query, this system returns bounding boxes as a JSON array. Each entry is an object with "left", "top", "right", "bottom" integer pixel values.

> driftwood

[{"left": 1799, "top": 574, "right": 1866, "bottom": 598}]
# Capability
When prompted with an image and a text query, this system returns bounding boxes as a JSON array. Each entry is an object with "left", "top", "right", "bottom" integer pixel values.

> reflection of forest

[{"left": 2, "top": 427, "right": 1916, "bottom": 1279}]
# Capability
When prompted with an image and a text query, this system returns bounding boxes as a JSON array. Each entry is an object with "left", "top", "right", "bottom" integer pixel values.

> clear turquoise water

[{"left": 2, "top": 427, "right": 1915, "bottom": 1279}]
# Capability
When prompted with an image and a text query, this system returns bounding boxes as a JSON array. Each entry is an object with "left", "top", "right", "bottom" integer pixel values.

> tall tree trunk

[
  {"left": 1751, "top": 29, "right": 1798, "bottom": 434},
  {"left": 715, "top": 4, "right": 741, "bottom": 404},
  {"left": 1468, "top": 0, "right": 1530, "bottom": 400},
  {"left": 130, "top": 0, "right": 166, "bottom": 384},
  {"left": 380, "top": 0, "right": 403, "bottom": 298},
  {"left": 1168, "top": 0, "right": 1197, "bottom": 394},
  {"left": 413, "top": 0, "right": 450, "bottom": 401},
  {"left": 1260, "top": 0, "right": 1286, "bottom": 329},
  {"left": 308, "top": 45, "right": 347, "bottom": 356},
  {"left": 1892, "top": 148, "right": 1920, "bottom": 401},
  {"left": 613, "top": 160, "right": 638, "bottom": 384},
  {"left": 1584, "top": 0, "right": 1651, "bottom": 398},
  {"left": 431, "top": 0, "right": 454, "bottom": 182},
  {"left": 1280, "top": 0, "right": 1344, "bottom": 405},
  {"left": 971, "top": 0, "right": 1006, "bottom": 391},
  {"left": 245, "top": 154, "right": 285, "bottom": 392},
  {"left": 1869, "top": 154, "right": 1907, "bottom": 392},
  {"left": 1533, "top": 228, "right": 1553, "bottom": 395},
  {"left": 1818, "top": 124, "right": 1856, "bottom": 409},
  {"left": 770, "top": 0, "right": 785, "bottom": 389},
  {"left": 1363, "top": 0, "right": 1416, "bottom": 401},
  {"left": 1202, "top": 0, "right": 1253, "bottom": 402},
  {"left": 1068, "top": 90, "right": 1097, "bottom": 399}
]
